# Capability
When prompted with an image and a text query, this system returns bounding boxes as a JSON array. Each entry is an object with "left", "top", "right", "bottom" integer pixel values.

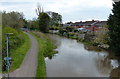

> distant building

[
  {"left": 77, "top": 28, "right": 89, "bottom": 32},
  {"left": 70, "top": 20, "right": 107, "bottom": 28},
  {"left": 94, "top": 21, "right": 107, "bottom": 27},
  {"left": 64, "top": 20, "right": 107, "bottom": 32},
  {"left": 63, "top": 22, "right": 73, "bottom": 27}
]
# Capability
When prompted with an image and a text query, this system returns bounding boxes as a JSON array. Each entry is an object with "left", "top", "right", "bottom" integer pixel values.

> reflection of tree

[
  {"left": 110, "top": 59, "right": 120, "bottom": 78},
  {"left": 110, "top": 66, "right": 120, "bottom": 77},
  {"left": 48, "top": 56, "right": 53, "bottom": 60},
  {"left": 95, "top": 53, "right": 112, "bottom": 75},
  {"left": 84, "top": 45, "right": 102, "bottom": 52},
  {"left": 47, "top": 34, "right": 62, "bottom": 47},
  {"left": 84, "top": 44, "right": 120, "bottom": 77},
  {"left": 47, "top": 51, "right": 58, "bottom": 60}
]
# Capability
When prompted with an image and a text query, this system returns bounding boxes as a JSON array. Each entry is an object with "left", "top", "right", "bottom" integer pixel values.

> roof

[
  {"left": 94, "top": 21, "right": 107, "bottom": 26},
  {"left": 71, "top": 20, "right": 107, "bottom": 27}
]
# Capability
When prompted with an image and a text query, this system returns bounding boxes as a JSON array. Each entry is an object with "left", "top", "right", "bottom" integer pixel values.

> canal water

[{"left": 45, "top": 34, "right": 120, "bottom": 77}]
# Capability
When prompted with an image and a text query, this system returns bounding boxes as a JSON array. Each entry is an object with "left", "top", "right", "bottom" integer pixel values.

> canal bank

[
  {"left": 46, "top": 34, "right": 120, "bottom": 77},
  {"left": 30, "top": 31, "right": 57, "bottom": 77}
]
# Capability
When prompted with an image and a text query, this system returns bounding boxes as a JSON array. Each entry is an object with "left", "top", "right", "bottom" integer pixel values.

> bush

[{"left": 2, "top": 27, "right": 25, "bottom": 57}]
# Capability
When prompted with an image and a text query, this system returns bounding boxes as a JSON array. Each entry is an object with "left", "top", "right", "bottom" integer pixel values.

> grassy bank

[
  {"left": 2, "top": 26, "right": 30, "bottom": 72},
  {"left": 30, "top": 32, "right": 46, "bottom": 77},
  {"left": 30, "top": 31, "right": 57, "bottom": 77},
  {"left": 10, "top": 33, "right": 30, "bottom": 71}
]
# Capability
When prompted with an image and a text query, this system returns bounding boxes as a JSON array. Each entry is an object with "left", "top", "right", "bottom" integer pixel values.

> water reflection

[
  {"left": 46, "top": 34, "right": 120, "bottom": 77},
  {"left": 110, "top": 66, "right": 120, "bottom": 77}
]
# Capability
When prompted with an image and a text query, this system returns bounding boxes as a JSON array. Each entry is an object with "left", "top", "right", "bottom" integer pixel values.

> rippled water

[{"left": 46, "top": 34, "right": 120, "bottom": 77}]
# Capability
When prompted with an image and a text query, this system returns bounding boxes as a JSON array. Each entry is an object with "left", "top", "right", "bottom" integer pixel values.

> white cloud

[{"left": 0, "top": 0, "right": 113, "bottom": 22}]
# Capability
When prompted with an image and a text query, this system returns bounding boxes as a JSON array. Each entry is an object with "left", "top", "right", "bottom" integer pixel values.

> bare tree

[{"left": 35, "top": 4, "right": 44, "bottom": 16}]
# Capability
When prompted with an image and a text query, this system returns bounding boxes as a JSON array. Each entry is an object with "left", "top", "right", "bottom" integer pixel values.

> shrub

[{"left": 2, "top": 27, "right": 25, "bottom": 57}]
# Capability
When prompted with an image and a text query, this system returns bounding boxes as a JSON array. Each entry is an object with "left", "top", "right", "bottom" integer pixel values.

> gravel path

[{"left": 8, "top": 32, "right": 38, "bottom": 77}]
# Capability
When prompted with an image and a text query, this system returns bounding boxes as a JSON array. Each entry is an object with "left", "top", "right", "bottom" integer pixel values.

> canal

[{"left": 45, "top": 34, "right": 120, "bottom": 77}]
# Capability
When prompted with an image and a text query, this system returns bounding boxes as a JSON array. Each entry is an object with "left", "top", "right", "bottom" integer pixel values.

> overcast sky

[{"left": 0, "top": 0, "right": 113, "bottom": 23}]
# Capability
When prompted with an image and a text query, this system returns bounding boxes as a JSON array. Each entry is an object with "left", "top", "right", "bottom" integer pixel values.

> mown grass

[
  {"left": 9, "top": 33, "right": 30, "bottom": 72},
  {"left": 30, "top": 31, "right": 57, "bottom": 77}
]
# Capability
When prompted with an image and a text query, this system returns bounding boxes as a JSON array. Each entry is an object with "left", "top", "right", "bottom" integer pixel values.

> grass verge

[
  {"left": 30, "top": 31, "right": 57, "bottom": 77},
  {"left": 10, "top": 32, "right": 30, "bottom": 72},
  {"left": 29, "top": 32, "right": 46, "bottom": 77}
]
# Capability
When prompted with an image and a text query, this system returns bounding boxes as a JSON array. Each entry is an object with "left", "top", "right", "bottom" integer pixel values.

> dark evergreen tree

[
  {"left": 108, "top": 1, "right": 120, "bottom": 55},
  {"left": 38, "top": 13, "right": 50, "bottom": 33}
]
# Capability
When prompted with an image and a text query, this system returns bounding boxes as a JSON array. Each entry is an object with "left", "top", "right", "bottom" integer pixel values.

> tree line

[
  {"left": 1, "top": 7, "right": 62, "bottom": 32},
  {"left": 2, "top": 11, "right": 26, "bottom": 29}
]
